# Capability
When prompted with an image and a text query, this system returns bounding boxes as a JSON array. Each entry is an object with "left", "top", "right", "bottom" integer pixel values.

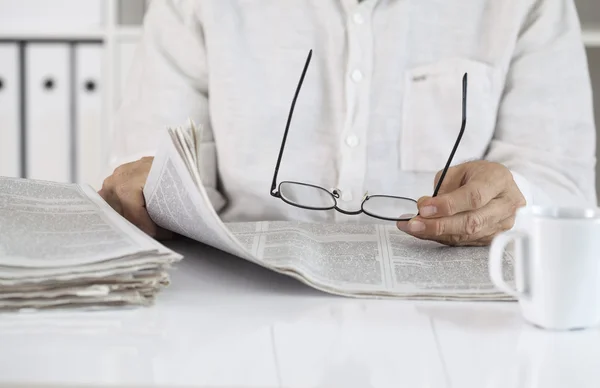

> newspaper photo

[{"left": 143, "top": 123, "right": 514, "bottom": 300}]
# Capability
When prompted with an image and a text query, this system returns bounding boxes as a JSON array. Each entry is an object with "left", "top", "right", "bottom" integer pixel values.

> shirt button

[
  {"left": 346, "top": 135, "right": 359, "bottom": 147},
  {"left": 352, "top": 13, "right": 364, "bottom": 25},
  {"left": 342, "top": 191, "right": 353, "bottom": 202},
  {"left": 350, "top": 69, "right": 363, "bottom": 83}
]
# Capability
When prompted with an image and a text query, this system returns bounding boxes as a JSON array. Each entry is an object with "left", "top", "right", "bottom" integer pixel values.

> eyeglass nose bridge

[
  {"left": 330, "top": 188, "right": 371, "bottom": 203},
  {"left": 328, "top": 188, "right": 371, "bottom": 216}
]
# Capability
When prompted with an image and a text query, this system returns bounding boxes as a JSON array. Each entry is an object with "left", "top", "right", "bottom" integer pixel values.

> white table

[{"left": 1, "top": 240, "right": 599, "bottom": 388}]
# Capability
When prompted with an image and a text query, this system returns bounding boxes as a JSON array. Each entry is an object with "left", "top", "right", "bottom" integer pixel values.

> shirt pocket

[{"left": 400, "top": 58, "right": 497, "bottom": 172}]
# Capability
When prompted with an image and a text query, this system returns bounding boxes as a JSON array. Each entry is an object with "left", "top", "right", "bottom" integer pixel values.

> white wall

[{"left": 0, "top": 0, "right": 599, "bottom": 199}]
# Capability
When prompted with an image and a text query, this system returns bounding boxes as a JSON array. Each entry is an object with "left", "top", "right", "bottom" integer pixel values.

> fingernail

[
  {"left": 408, "top": 220, "right": 425, "bottom": 232},
  {"left": 420, "top": 206, "right": 437, "bottom": 217}
]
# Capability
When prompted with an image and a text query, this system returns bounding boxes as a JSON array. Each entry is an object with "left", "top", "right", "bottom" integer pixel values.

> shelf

[
  {"left": 583, "top": 28, "right": 600, "bottom": 47},
  {"left": 0, "top": 29, "right": 105, "bottom": 41},
  {"left": 0, "top": 26, "right": 596, "bottom": 45},
  {"left": 113, "top": 26, "right": 142, "bottom": 40}
]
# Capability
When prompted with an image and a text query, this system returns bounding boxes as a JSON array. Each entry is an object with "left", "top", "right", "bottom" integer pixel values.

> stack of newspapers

[{"left": 0, "top": 177, "right": 182, "bottom": 311}]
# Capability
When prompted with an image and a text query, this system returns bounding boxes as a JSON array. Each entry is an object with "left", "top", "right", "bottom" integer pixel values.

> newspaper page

[
  {"left": 0, "top": 177, "right": 182, "bottom": 310},
  {"left": 227, "top": 221, "right": 513, "bottom": 300},
  {"left": 144, "top": 127, "right": 513, "bottom": 300},
  {"left": 144, "top": 129, "right": 253, "bottom": 261},
  {"left": 0, "top": 177, "right": 177, "bottom": 268}
]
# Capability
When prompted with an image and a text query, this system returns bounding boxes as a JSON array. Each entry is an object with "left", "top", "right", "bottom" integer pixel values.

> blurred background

[{"left": 0, "top": 0, "right": 598, "bottom": 196}]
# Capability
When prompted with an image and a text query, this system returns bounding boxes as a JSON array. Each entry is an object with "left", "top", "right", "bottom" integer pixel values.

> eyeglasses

[{"left": 270, "top": 49, "right": 468, "bottom": 222}]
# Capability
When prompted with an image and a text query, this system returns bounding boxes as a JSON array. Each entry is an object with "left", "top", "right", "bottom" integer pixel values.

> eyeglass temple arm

[
  {"left": 431, "top": 73, "right": 468, "bottom": 198},
  {"left": 270, "top": 49, "right": 313, "bottom": 197}
]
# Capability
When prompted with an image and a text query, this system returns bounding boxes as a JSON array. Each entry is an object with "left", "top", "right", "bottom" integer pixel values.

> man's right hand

[{"left": 99, "top": 156, "right": 172, "bottom": 240}]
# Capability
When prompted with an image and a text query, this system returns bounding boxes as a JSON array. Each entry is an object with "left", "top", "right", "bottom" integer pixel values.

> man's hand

[
  {"left": 98, "top": 157, "right": 172, "bottom": 240},
  {"left": 397, "top": 160, "right": 526, "bottom": 246}
]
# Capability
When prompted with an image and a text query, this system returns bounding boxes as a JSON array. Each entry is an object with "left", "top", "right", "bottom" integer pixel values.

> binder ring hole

[
  {"left": 0, "top": 78, "right": 4, "bottom": 90},
  {"left": 84, "top": 80, "right": 97, "bottom": 92},
  {"left": 43, "top": 78, "right": 55, "bottom": 91}
]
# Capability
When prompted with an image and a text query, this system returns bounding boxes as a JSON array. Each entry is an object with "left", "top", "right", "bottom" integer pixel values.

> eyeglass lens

[
  {"left": 362, "top": 195, "right": 418, "bottom": 220},
  {"left": 279, "top": 182, "right": 336, "bottom": 210}
]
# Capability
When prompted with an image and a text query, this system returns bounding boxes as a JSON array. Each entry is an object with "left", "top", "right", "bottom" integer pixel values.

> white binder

[
  {"left": 0, "top": 43, "right": 21, "bottom": 178},
  {"left": 25, "top": 44, "right": 71, "bottom": 183},
  {"left": 75, "top": 44, "right": 104, "bottom": 189}
]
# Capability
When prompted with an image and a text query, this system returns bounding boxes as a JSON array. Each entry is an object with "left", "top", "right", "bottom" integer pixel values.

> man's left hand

[{"left": 397, "top": 160, "right": 526, "bottom": 246}]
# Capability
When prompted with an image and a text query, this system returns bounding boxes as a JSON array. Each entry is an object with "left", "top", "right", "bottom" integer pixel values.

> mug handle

[{"left": 489, "top": 231, "right": 528, "bottom": 298}]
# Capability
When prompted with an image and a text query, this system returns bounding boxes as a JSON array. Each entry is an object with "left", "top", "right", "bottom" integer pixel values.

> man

[{"left": 100, "top": 0, "right": 597, "bottom": 246}]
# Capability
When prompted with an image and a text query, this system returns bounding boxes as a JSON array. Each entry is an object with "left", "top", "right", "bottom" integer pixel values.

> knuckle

[
  {"left": 468, "top": 188, "right": 484, "bottom": 209},
  {"left": 101, "top": 176, "right": 112, "bottom": 191},
  {"left": 101, "top": 175, "right": 117, "bottom": 193},
  {"left": 449, "top": 234, "right": 466, "bottom": 246},
  {"left": 501, "top": 217, "right": 516, "bottom": 231},
  {"left": 444, "top": 197, "right": 456, "bottom": 216},
  {"left": 433, "top": 220, "right": 445, "bottom": 236},
  {"left": 510, "top": 203, "right": 520, "bottom": 215},
  {"left": 113, "top": 163, "right": 129, "bottom": 176},
  {"left": 115, "top": 182, "right": 132, "bottom": 198},
  {"left": 508, "top": 196, "right": 526, "bottom": 215},
  {"left": 465, "top": 213, "right": 485, "bottom": 235}
]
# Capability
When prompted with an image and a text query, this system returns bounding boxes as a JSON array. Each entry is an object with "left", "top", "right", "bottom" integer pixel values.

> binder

[
  {"left": 25, "top": 44, "right": 71, "bottom": 183},
  {"left": 0, "top": 43, "right": 21, "bottom": 178},
  {"left": 75, "top": 44, "right": 103, "bottom": 189}
]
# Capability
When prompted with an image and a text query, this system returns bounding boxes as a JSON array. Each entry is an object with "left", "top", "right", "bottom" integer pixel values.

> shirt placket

[{"left": 335, "top": 0, "right": 377, "bottom": 222}]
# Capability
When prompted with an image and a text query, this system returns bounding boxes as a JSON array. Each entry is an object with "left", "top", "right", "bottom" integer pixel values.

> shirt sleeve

[
  {"left": 110, "top": 0, "right": 226, "bottom": 211},
  {"left": 485, "top": 0, "right": 597, "bottom": 208}
]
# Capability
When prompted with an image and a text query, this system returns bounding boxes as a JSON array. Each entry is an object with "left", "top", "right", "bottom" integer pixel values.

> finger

[
  {"left": 155, "top": 227, "right": 174, "bottom": 241},
  {"left": 98, "top": 185, "right": 123, "bottom": 215},
  {"left": 419, "top": 179, "right": 503, "bottom": 218},
  {"left": 416, "top": 166, "right": 465, "bottom": 216},
  {"left": 401, "top": 197, "right": 511, "bottom": 237},
  {"left": 121, "top": 195, "right": 159, "bottom": 237},
  {"left": 115, "top": 181, "right": 158, "bottom": 237},
  {"left": 399, "top": 210, "right": 517, "bottom": 247},
  {"left": 449, "top": 213, "right": 517, "bottom": 245},
  {"left": 433, "top": 166, "right": 464, "bottom": 196},
  {"left": 498, "top": 215, "right": 516, "bottom": 232},
  {"left": 441, "top": 214, "right": 518, "bottom": 247}
]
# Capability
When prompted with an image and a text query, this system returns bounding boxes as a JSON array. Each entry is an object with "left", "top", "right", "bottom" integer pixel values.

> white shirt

[{"left": 113, "top": 0, "right": 597, "bottom": 224}]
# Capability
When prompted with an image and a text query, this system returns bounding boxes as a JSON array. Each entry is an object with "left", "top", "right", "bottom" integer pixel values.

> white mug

[{"left": 489, "top": 206, "right": 600, "bottom": 330}]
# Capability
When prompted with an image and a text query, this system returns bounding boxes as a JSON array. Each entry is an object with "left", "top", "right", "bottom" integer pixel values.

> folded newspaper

[
  {"left": 0, "top": 177, "right": 182, "bottom": 311},
  {"left": 143, "top": 122, "right": 515, "bottom": 301}
]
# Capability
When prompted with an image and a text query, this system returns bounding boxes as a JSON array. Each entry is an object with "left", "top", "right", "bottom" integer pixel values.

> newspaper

[
  {"left": 0, "top": 177, "right": 182, "bottom": 311},
  {"left": 143, "top": 123, "right": 514, "bottom": 300}
]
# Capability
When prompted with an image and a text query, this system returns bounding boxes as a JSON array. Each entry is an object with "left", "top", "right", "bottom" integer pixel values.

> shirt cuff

[
  {"left": 509, "top": 170, "right": 533, "bottom": 207},
  {"left": 509, "top": 169, "right": 540, "bottom": 231}
]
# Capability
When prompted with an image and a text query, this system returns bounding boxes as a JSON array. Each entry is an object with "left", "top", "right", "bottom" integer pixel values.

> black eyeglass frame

[{"left": 270, "top": 49, "right": 468, "bottom": 222}]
